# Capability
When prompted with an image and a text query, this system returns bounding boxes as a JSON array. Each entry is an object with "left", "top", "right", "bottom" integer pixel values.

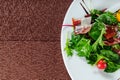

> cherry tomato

[{"left": 97, "top": 59, "right": 107, "bottom": 69}]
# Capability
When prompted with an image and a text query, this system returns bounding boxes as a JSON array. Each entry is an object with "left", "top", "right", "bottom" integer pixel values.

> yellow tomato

[{"left": 116, "top": 10, "right": 120, "bottom": 22}]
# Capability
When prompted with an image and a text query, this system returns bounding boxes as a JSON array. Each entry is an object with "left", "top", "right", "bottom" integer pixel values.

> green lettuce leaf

[
  {"left": 91, "top": 21, "right": 106, "bottom": 51},
  {"left": 75, "top": 37, "right": 92, "bottom": 57},
  {"left": 64, "top": 38, "right": 73, "bottom": 56}
]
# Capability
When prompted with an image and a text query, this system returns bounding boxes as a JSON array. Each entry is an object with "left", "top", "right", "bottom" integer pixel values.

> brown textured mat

[
  {"left": 0, "top": 0, "right": 72, "bottom": 80},
  {"left": 0, "top": 41, "right": 70, "bottom": 80},
  {"left": 0, "top": 0, "right": 71, "bottom": 41}
]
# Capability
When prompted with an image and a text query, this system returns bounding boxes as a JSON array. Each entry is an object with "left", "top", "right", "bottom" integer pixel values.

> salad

[{"left": 64, "top": 9, "right": 120, "bottom": 73}]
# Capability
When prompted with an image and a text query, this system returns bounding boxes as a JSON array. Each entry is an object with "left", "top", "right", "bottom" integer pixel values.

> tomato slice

[{"left": 97, "top": 59, "right": 107, "bottom": 69}]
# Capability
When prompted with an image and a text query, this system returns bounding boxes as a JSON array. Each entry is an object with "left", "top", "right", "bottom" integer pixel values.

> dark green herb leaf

[
  {"left": 91, "top": 9, "right": 104, "bottom": 23},
  {"left": 100, "top": 50, "right": 119, "bottom": 62},
  {"left": 86, "top": 53, "right": 98, "bottom": 65},
  {"left": 104, "top": 61, "right": 120, "bottom": 73},
  {"left": 97, "top": 12, "right": 118, "bottom": 25}
]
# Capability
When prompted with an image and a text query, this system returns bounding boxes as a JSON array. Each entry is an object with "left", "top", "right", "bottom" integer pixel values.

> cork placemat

[{"left": 0, "top": 0, "right": 72, "bottom": 80}]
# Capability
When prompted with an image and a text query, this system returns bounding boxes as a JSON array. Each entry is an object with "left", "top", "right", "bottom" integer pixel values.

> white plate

[{"left": 61, "top": 0, "right": 120, "bottom": 80}]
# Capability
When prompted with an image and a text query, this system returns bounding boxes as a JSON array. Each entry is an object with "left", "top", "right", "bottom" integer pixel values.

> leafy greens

[{"left": 64, "top": 9, "right": 120, "bottom": 73}]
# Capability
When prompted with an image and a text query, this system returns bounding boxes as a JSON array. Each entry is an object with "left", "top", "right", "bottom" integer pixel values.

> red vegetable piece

[
  {"left": 104, "top": 26, "right": 117, "bottom": 39},
  {"left": 72, "top": 18, "right": 81, "bottom": 26},
  {"left": 97, "top": 59, "right": 107, "bottom": 69}
]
